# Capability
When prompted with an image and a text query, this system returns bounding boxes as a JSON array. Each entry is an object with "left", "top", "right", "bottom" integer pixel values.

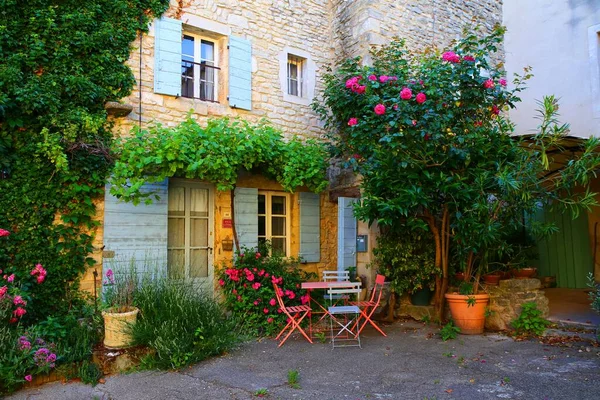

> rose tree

[{"left": 315, "top": 25, "right": 600, "bottom": 318}]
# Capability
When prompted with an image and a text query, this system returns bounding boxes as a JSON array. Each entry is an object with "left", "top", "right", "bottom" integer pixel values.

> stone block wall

[{"left": 485, "top": 278, "right": 550, "bottom": 331}]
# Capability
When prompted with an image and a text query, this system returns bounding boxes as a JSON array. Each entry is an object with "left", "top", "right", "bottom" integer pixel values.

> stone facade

[
  {"left": 485, "top": 278, "right": 550, "bottom": 331},
  {"left": 85, "top": 0, "right": 503, "bottom": 293}
]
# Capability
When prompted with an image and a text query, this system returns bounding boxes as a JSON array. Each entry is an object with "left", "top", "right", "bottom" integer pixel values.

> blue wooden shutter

[
  {"left": 234, "top": 187, "right": 258, "bottom": 250},
  {"left": 337, "top": 197, "right": 357, "bottom": 271},
  {"left": 299, "top": 192, "right": 320, "bottom": 263},
  {"left": 228, "top": 36, "right": 252, "bottom": 110},
  {"left": 103, "top": 180, "right": 169, "bottom": 275},
  {"left": 154, "top": 17, "right": 182, "bottom": 96}
]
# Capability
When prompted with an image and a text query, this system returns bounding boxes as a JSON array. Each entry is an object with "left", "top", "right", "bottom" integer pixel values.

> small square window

[{"left": 287, "top": 54, "right": 306, "bottom": 97}]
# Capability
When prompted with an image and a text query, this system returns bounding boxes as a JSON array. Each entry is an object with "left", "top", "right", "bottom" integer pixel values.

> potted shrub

[
  {"left": 445, "top": 282, "right": 490, "bottom": 334},
  {"left": 101, "top": 268, "right": 139, "bottom": 348}
]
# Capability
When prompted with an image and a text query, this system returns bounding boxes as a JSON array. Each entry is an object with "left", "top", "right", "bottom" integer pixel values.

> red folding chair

[
  {"left": 273, "top": 283, "right": 313, "bottom": 347},
  {"left": 351, "top": 274, "right": 387, "bottom": 337}
]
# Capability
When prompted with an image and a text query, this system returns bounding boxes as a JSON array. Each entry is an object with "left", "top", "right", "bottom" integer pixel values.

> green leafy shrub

[
  {"left": 130, "top": 276, "right": 241, "bottom": 370},
  {"left": 512, "top": 302, "right": 549, "bottom": 336},
  {"left": 587, "top": 273, "right": 600, "bottom": 314},
  {"left": 440, "top": 321, "right": 460, "bottom": 341},
  {"left": 77, "top": 360, "right": 102, "bottom": 387},
  {"left": 218, "top": 245, "right": 314, "bottom": 337}
]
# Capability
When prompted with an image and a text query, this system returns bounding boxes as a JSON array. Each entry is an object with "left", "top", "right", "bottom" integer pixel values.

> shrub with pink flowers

[
  {"left": 314, "top": 24, "right": 600, "bottom": 320},
  {"left": 218, "top": 245, "right": 314, "bottom": 336}
]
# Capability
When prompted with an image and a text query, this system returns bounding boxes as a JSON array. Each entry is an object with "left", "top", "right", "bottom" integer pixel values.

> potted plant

[
  {"left": 445, "top": 281, "right": 490, "bottom": 334},
  {"left": 101, "top": 268, "right": 139, "bottom": 348}
]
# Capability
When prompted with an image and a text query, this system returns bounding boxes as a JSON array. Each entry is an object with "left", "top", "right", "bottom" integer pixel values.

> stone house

[{"left": 86, "top": 0, "right": 502, "bottom": 295}]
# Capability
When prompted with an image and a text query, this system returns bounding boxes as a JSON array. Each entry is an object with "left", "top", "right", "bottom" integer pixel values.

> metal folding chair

[
  {"left": 322, "top": 270, "right": 350, "bottom": 282},
  {"left": 273, "top": 283, "right": 313, "bottom": 347},
  {"left": 351, "top": 274, "right": 387, "bottom": 337},
  {"left": 328, "top": 285, "right": 362, "bottom": 348}
]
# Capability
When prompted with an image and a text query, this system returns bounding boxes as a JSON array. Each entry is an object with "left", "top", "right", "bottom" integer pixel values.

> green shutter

[
  {"left": 154, "top": 17, "right": 182, "bottom": 96},
  {"left": 299, "top": 192, "right": 320, "bottom": 263},
  {"left": 103, "top": 179, "right": 168, "bottom": 275},
  {"left": 234, "top": 187, "right": 258, "bottom": 250},
  {"left": 337, "top": 197, "right": 357, "bottom": 271},
  {"left": 228, "top": 36, "right": 252, "bottom": 110},
  {"left": 534, "top": 207, "right": 593, "bottom": 288}
]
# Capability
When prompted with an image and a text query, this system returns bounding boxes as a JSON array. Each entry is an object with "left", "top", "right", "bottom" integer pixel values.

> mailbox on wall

[{"left": 356, "top": 235, "right": 368, "bottom": 252}]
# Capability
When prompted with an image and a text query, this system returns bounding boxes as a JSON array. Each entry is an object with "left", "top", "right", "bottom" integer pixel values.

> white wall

[{"left": 504, "top": 0, "right": 600, "bottom": 138}]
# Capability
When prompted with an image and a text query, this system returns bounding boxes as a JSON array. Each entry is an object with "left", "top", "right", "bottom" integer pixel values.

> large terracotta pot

[
  {"left": 445, "top": 293, "right": 490, "bottom": 335},
  {"left": 102, "top": 307, "right": 139, "bottom": 348}
]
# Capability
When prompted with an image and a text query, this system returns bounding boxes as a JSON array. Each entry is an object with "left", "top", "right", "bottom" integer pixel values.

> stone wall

[{"left": 485, "top": 278, "right": 550, "bottom": 331}]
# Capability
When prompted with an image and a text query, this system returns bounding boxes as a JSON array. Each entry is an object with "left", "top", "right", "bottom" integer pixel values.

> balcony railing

[{"left": 181, "top": 60, "right": 220, "bottom": 102}]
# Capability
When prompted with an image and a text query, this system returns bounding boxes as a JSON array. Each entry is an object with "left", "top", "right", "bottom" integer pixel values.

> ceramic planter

[
  {"left": 483, "top": 273, "right": 501, "bottom": 285},
  {"left": 102, "top": 307, "right": 139, "bottom": 348},
  {"left": 445, "top": 293, "right": 490, "bottom": 334},
  {"left": 511, "top": 267, "right": 537, "bottom": 279}
]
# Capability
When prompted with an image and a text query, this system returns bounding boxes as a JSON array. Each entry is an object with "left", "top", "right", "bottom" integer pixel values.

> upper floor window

[
  {"left": 258, "top": 192, "right": 290, "bottom": 256},
  {"left": 181, "top": 33, "right": 220, "bottom": 102},
  {"left": 287, "top": 54, "right": 305, "bottom": 97}
]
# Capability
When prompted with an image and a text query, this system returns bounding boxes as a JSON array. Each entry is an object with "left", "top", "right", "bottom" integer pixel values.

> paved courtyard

[{"left": 8, "top": 321, "right": 600, "bottom": 400}]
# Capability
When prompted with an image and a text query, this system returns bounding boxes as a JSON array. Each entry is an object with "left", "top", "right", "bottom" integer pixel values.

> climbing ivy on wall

[
  {"left": 0, "top": 0, "right": 170, "bottom": 321},
  {"left": 109, "top": 116, "right": 329, "bottom": 203}
]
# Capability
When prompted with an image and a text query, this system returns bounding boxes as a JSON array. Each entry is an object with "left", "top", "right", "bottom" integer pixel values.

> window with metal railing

[{"left": 181, "top": 34, "right": 220, "bottom": 102}]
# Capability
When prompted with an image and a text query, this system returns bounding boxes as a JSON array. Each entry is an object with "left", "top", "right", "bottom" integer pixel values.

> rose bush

[{"left": 219, "top": 246, "right": 314, "bottom": 336}]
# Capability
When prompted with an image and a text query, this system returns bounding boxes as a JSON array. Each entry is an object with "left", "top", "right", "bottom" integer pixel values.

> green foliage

[
  {"left": 130, "top": 276, "right": 241, "bottom": 370},
  {"left": 218, "top": 245, "right": 315, "bottom": 337},
  {"left": 0, "top": 0, "right": 170, "bottom": 321},
  {"left": 587, "top": 273, "right": 600, "bottom": 315},
  {"left": 287, "top": 369, "right": 300, "bottom": 389},
  {"left": 77, "top": 360, "right": 102, "bottom": 387},
  {"left": 314, "top": 24, "right": 600, "bottom": 290},
  {"left": 512, "top": 302, "right": 549, "bottom": 336},
  {"left": 109, "top": 117, "right": 329, "bottom": 204},
  {"left": 373, "top": 228, "right": 439, "bottom": 295},
  {"left": 440, "top": 321, "right": 460, "bottom": 341}
]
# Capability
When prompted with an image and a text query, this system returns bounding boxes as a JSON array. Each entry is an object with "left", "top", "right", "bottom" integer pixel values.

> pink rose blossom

[
  {"left": 301, "top": 294, "right": 310, "bottom": 304},
  {"left": 374, "top": 104, "right": 386, "bottom": 115},
  {"left": 267, "top": 317, "right": 274, "bottom": 323},
  {"left": 463, "top": 55, "right": 475, "bottom": 62},
  {"left": 0, "top": 229, "right": 10, "bottom": 237},
  {"left": 499, "top": 78, "right": 507, "bottom": 87},
  {"left": 232, "top": 289, "right": 237, "bottom": 295},
  {"left": 13, "top": 295, "right": 26, "bottom": 306},
  {"left": 412, "top": 120, "right": 417, "bottom": 126},
  {"left": 379, "top": 75, "right": 390, "bottom": 83},
  {"left": 219, "top": 279, "right": 225, "bottom": 286},
  {"left": 345, "top": 76, "right": 359, "bottom": 89},
  {"left": 246, "top": 272, "right": 255, "bottom": 282},
  {"left": 393, "top": 104, "right": 398, "bottom": 110},
  {"left": 258, "top": 269, "right": 265, "bottom": 276},
  {"left": 252, "top": 282, "right": 261, "bottom": 290},
  {"left": 36, "top": 275, "right": 45, "bottom": 284},
  {"left": 255, "top": 252, "right": 261, "bottom": 259},
  {"left": 277, "top": 308, "right": 282, "bottom": 313},
  {"left": 0, "top": 286, "right": 7, "bottom": 298},
  {"left": 483, "top": 79, "right": 495, "bottom": 89},
  {"left": 237, "top": 295, "right": 242, "bottom": 302},
  {"left": 9, "top": 317, "right": 17, "bottom": 324},
  {"left": 368, "top": 74, "right": 377, "bottom": 81},
  {"left": 263, "top": 308, "right": 269, "bottom": 314},
  {"left": 347, "top": 118, "right": 358, "bottom": 126},
  {"left": 442, "top": 51, "right": 460, "bottom": 63},
  {"left": 415, "top": 92, "right": 426, "bottom": 104},
  {"left": 253, "top": 300, "right": 259, "bottom": 306},
  {"left": 400, "top": 87, "right": 412, "bottom": 100},
  {"left": 24, "top": 375, "right": 32, "bottom": 382},
  {"left": 492, "top": 105, "right": 500, "bottom": 115},
  {"left": 269, "top": 298, "right": 277, "bottom": 306},
  {"left": 13, "top": 307, "right": 26, "bottom": 317},
  {"left": 7, "top": 274, "right": 15, "bottom": 283},
  {"left": 354, "top": 85, "right": 366, "bottom": 94}
]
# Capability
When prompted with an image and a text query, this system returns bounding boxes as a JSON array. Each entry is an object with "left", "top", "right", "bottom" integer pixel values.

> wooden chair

[
  {"left": 273, "top": 283, "right": 313, "bottom": 347},
  {"left": 351, "top": 274, "right": 387, "bottom": 337}
]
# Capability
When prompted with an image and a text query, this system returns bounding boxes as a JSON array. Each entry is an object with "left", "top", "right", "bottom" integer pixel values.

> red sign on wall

[{"left": 222, "top": 219, "right": 232, "bottom": 229}]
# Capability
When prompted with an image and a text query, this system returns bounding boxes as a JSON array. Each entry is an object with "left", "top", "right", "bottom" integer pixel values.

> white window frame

[
  {"left": 279, "top": 46, "right": 316, "bottom": 106},
  {"left": 167, "top": 180, "right": 214, "bottom": 283},
  {"left": 287, "top": 54, "right": 305, "bottom": 97},
  {"left": 181, "top": 32, "right": 219, "bottom": 102},
  {"left": 258, "top": 191, "right": 291, "bottom": 257}
]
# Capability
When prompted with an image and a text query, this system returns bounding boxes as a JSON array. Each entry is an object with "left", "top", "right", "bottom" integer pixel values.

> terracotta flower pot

[
  {"left": 511, "top": 267, "right": 537, "bottom": 279},
  {"left": 483, "top": 273, "right": 501, "bottom": 285},
  {"left": 102, "top": 307, "right": 139, "bottom": 349},
  {"left": 454, "top": 272, "right": 465, "bottom": 281},
  {"left": 445, "top": 293, "right": 490, "bottom": 335}
]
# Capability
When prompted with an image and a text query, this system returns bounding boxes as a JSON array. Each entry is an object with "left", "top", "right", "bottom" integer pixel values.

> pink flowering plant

[
  {"left": 218, "top": 245, "right": 314, "bottom": 336},
  {"left": 314, "top": 25, "right": 600, "bottom": 319}
]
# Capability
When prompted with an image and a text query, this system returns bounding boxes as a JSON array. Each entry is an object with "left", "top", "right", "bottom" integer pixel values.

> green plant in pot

[{"left": 373, "top": 228, "right": 439, "bottom": 309}]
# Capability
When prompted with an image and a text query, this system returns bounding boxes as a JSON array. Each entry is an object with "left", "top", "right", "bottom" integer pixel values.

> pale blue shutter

[
  {"left": 103, "top": 180, "right": 169, "bottom": 276},
  {"left": 154, "top": 17, "right": 182, "bottom": 96},
  {"left": 299, "top": 192, "right": 320, "bottom": 263},
  {"left": 228, "top": 36, "right": 252, "bottom": 110},
  {"left": 234, "top": 187, "right": 258, "bottom": 250},
  {"left": 337, "top": 197, "right": 357, "bottom": 271}
]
